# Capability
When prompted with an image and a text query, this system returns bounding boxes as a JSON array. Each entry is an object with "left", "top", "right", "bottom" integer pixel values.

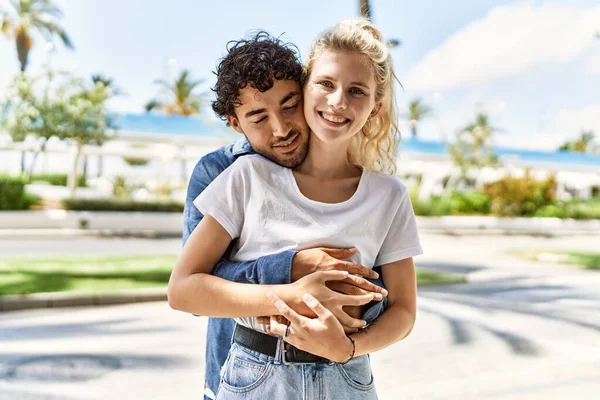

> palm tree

[
  {"left": 407, "top": 99, "right": 433, "bottom": 138},
  {"left": 359, "top": 0, "right": 372, "bottom": 20},
  {"left": 461, "top": 113, "right": 501, "bottom": 147},
  {"left": 92, "top": 74, "right": 123, "bottom": 97},
  {"left": 558, "top": 130, "right": 597, "bottom": 153},
  {"left": 145, "top": 69, "right": 203, "bottom": 116},
  {"left": 1, "top": 0, "right": 73, "bottom": 72},
  {"left": 448, "top": 112, "right": 501, "bottom": 182}
]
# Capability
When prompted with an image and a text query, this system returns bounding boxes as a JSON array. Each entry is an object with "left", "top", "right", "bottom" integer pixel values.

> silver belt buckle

[
  {"left": 280, "top": 340, "right": 322, "bottom": 365},
  {"left": 280, "top": 339, "right": 294, "bottom": 365},
  {"left": 281, "top": 340, "right": 309, "bottom": 365}
]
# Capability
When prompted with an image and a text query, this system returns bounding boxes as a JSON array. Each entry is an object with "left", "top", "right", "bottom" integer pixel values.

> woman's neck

[{"left": 295, "top": 133, "right": 361, "bottom": 179}]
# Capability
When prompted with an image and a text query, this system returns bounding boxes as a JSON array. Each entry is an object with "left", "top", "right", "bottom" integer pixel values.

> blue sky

[{"left": 1, "top": 0, "right": 599, "bottom": 150}]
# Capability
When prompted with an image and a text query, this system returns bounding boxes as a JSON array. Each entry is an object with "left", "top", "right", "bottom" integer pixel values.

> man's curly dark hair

[{"left": 211, "top": 31, "right": 304, "bottom": 121}]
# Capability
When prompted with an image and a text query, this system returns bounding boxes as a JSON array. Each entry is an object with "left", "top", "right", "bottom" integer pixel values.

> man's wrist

[{"left": 291, "top": 250, "right": 312, "bottom": 282}]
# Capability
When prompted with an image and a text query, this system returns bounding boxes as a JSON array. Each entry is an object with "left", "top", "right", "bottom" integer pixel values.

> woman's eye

[
  {"left": 317, "top": 81, "right": 333, "bottom": 89},
  {"left": 350, "top": 87, "right": 365, "bottom": 96}
]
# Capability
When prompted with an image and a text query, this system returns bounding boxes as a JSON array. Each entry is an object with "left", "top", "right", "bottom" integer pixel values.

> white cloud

[
  {"left": 495, "top": 105, "right": 600, "bottom": 151},
  {"left": 406, "top": 3, "right": 600, "bottom": 91},
  {"left": 494, "top": 132, "right": 567, "bottom": 151},
  {"left": 583, "top": 51, "right": 600, "bottom": 76},
  {"left": 556, "top": 105, "right": 600, "bottom": 133}
]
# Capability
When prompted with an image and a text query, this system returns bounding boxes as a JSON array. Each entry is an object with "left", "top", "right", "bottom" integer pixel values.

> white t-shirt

[{"left": 194, "top": 154, "right": 423, "bottom": 331}]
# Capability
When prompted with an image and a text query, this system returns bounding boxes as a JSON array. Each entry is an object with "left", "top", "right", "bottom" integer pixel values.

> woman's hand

[
  {"left": 265, "top": 292, "right": 355, "bottom": 363},
  {"left": 288, "top": 270, "right": 385, "bottom": 330}
]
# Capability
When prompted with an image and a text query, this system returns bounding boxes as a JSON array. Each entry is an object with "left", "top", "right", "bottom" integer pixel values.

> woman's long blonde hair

[{"left": 305, "top": 18, "right": 400, "bottom": 174}]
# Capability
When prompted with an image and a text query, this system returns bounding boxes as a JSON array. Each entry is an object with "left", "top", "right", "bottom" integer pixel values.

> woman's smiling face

[{"left": 303, "top": 49, "right": 380, "bottom": 145}]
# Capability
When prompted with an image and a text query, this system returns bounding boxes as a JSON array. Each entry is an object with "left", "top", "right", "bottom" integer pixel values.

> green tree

[
  {"left": 1, "top": 70, "right": 66, "bottom": 178},
  {"left": 0, "top": 0, "right": 73, "bottom": 72},
  {"left": 55, "top": 76, "right": 116, "bottom": 194},
  {"left": 407, "top": 99, "right": 433, "bottom": 138},
  {"left": 558, "top": 130, "right": 597, "bottom": 153},
  {"left": 448, "top": 112, "right": 501, "bottom": 178},
  {"left": 145, "top": 69, "right": 203, "bottom": 116}
]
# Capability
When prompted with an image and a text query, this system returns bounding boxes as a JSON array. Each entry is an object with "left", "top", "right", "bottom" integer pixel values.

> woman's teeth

[{"left": 321, "top": 112, "right": 347, "bottom": 124}]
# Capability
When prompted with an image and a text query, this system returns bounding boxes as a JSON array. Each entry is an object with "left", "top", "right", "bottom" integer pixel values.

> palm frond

[{"left": 144, "top": 99, "right": 163, "bottom": 112}]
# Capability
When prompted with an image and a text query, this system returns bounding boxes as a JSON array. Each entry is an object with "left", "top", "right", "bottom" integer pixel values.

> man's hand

[
  {"left": 282, "top": 270, "right": 387, "bottom": 330},
  {"left": 291, "top": 247, "right": 379, "bottom": 282}
]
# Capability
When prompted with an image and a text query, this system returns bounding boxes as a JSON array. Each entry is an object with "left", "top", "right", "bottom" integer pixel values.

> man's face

[{"left": 227, "top": 79, "right": 309, "bottom": 168}]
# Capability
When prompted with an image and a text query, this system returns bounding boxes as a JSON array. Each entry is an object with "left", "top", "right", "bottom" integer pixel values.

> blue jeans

[
  {"left": 203, "top": 273, "right": 387, "bottom": 400},
  {"left": 215, "top": 341, "right": 378, "bottom": 400}
]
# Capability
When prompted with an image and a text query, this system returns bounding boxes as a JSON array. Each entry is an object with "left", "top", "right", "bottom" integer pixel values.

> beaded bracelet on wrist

[{"left": 340, "top": 335, "right": 356, "bottom": 364}]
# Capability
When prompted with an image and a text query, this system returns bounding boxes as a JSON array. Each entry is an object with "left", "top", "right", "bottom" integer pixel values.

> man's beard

[{"left": 249, "top": 129, "right": 309, "bottom": 168}]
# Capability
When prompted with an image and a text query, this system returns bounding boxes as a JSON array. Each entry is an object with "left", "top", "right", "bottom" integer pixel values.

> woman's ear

[
  {"left": 370, "top": 101, "right": 382, "bottom": 119},
  {"left": 226, "top": 115, "right": 244, "bottom": 134}
]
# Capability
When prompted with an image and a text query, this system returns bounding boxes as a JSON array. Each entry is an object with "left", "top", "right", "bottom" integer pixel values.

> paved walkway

[{"left": 1, "top": 233, "right": 599, "bottom": 399}]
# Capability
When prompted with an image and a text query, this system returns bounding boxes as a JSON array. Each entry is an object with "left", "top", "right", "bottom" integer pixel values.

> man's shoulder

[
  {"left": 201, "top": 142, "right": 236, "bottom": 164},
  {"left": 191, "top": 139, "right": 252, "bottom": 180}
]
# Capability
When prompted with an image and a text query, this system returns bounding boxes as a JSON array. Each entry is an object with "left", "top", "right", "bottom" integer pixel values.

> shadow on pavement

[
  {"left": 417, "top": 261, "right": 486, "bottom": 275},
  {"left": 0, "top": 352, "right": 193, "bottom": 381},
  {"left": 420, "top": 284, "right": 600, "bottom": 333},
  {"left": 0, "top": 317, "right": 175, "bottom": 341},
  {"left": 419, "top": 305, "right": 541, "bottom": 356}
]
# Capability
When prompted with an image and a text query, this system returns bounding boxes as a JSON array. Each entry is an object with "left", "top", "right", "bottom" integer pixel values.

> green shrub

[
  {"left": 572, "top": 200, "right": 600, "bottom": 220},
  {"left": 111, "top": 175, "right": 139, "bottom": 199},
  {"left": 412, "top": 198, "right": 433, "bottom": 216},
  {"left": 430, "top": 196, "right": 452, "bottom": 216},
  {"left": 533, "top": 204, "right": 569, "bottom": 218},
  {"left": 29, "top": 173, "right": 87, "bottom": 187},
  {"left": 411, "top": 196, "right": 452, "bottom": 216},
  {"left": 450, "top": 191, "right": 491, "bottom": 215},
  {"left": 62, "top": 198, "right": 184, "bottom": 212},
  {"left": 535, "top": 200, "right": 600, "bottom": 220},
  {"left": 22, "top": 192, "right": 42, "bottom": 209},
  {"left": 123, "top": 157, "right": 149, "bottom": 167},
  {"left": 483, "top": 170, "right": 556, "bottom": 217},
  {"left": 0, "top": 175, "right": 28, "bottom": 210}
]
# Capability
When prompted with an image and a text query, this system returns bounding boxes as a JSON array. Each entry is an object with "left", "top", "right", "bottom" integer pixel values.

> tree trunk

[
  {"left": 16, "top": 31, "right": 31, "bottom": 72},
  {"left": 19, "top": 151, "right": 26, "bottom": 174},
  {"left": 97, "top": 155, "right": 104, "bottom": 178},
  {"left": 82, "top": 154, "right": 88, "bottom": 182},
  {"left": 68, "top": 142, "right": 83, "bottom": 196},
  {"left": 25, "top": 150, "right": 39, "bottom": 181},
  {"left": 25, "top": 140, "right": 47, "bottom": 181},
  {"left": 359, "top": 0, "right": 372, "bottom": 20}
]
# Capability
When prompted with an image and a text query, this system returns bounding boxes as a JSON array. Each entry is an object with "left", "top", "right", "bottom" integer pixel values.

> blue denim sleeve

[
  {"left": 362, "top": 266, "right": 387, "bottom": 324},
  {"left": 183, "top": 152, "right": 294, "bottom": 285}
]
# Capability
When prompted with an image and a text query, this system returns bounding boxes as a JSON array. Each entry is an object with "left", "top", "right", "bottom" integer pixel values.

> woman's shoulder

[
  {"left": 228, "top": 154, "right": 282, "bottom": 174},
  {"left": 365, "top": 170, "right": 409, "bottom": 199}
]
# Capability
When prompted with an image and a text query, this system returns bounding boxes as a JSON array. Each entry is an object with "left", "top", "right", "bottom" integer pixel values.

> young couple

[{"left": 170, "top": 18, "right": 422, "bottom": 400}]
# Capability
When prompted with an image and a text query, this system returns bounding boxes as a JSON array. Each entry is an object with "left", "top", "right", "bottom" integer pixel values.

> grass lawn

[
  {"left": 417, "top": 269, "right": 466, "bottom": 285},
  {"left": 0, "top": 255, "right": 464, "bottom": 296},
  {"left": 514, "top": 250, "right": 600, "bottom": 270},
  {"left": 0, "top": 255, "right": 176, "bottom": 296}
]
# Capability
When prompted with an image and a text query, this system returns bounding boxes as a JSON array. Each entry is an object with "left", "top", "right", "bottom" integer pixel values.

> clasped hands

[{"left": 258, "top": 247, "right": 387, "bottom": 362}]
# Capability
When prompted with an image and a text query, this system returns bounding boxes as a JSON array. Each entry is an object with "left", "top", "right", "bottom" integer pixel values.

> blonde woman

[{"left": 169, "top": 18, "right": 422, "bottom": 399}]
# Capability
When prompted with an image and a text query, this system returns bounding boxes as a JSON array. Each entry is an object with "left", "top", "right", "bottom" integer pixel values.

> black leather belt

[{"left": 233, "top": 324, "right": 331, "bottom": 365}]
